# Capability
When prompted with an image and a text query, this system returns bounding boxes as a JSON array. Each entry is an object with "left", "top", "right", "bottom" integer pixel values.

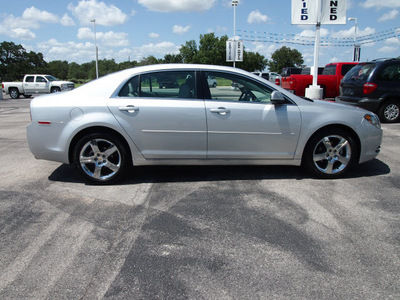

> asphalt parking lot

[{"left": 0, "top": 94, "right": 399, "bottom": 299}]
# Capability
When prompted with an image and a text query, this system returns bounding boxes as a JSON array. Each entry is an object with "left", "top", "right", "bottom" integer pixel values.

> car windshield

[
  {"left": 45, "top": 75, "right": 59, "bottom": 82},
  {"left": 343, "top": 63, "right": 374, "bottom": 82}
]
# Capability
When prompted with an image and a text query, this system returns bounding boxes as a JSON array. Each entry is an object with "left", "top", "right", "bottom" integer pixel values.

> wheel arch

[
  {"left": 301, "top": 124, "right": 361, "bottom": 165},
  {"left": 68, "top": 126, "right": 132, "bottom": 164}
]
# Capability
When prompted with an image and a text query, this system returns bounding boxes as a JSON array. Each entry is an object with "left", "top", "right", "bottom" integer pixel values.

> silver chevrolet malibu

[{"left": 27, "top": 64, "right": 382, "bottom": 183}]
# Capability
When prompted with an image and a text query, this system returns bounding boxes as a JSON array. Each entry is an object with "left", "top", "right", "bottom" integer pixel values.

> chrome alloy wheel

[
  {"left": 79, "top": 138, "right": 121, "bottom": 181},
  {"left": 383, "top": 103, "right": 399, "bottom": 122},
  {"left": 312, "top": 135, "right": 351, "bottom": 175}
]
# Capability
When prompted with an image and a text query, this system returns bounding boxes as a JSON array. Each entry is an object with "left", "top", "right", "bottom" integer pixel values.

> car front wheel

[
  {"left": 303, "top": 129, "right": 357, "bottom": 179},
  {"left": 73, "top": 133, "right": 130, "bottom": 184},
  {"left": 379, "top": 101, "right": 400, "bottom": 123}
]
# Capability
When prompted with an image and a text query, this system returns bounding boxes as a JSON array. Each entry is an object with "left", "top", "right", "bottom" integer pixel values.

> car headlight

[{"left": 364, "top": 113, "right": 381, "bottom": 129}]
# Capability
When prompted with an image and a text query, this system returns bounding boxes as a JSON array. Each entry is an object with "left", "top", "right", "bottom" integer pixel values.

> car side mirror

[{"left": 271, "top": 91, "right": 286, "bottom": 104}]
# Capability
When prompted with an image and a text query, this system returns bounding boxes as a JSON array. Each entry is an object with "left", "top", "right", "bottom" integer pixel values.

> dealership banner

[
  {"left": 226, "top": 40, "right": 243, "bottom": 62},
  {"left": 292, "top": 0, "right": 347, "bottom": 25}
]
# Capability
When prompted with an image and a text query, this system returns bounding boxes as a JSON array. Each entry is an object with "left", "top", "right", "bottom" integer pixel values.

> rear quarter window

[{"left": 376, "top": 64, "right": 400, "bottom": 82}]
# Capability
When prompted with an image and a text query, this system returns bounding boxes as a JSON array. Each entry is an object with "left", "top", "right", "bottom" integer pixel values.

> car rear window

[
  {"left": 322, "top": 65, "right": 336, "bottom": 75},
  {"left": 343, "top": 63, "right": 375, "bottom": 82}
]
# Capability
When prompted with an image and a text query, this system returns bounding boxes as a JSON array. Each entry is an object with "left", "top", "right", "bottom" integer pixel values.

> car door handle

[
  {"left": 210, "top": 107, "right": 230, "bottom": 115},
  {"left": 119, "top": 105, "right": 139, "bottom": 113}
]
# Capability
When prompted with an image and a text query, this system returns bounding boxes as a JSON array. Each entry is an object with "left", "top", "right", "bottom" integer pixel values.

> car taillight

[
  {"left": 363, "top": 82, "right": 377, "bottom": 94},
  {"left": 275, "top": 78, "right": 280, "bottom": 85}
]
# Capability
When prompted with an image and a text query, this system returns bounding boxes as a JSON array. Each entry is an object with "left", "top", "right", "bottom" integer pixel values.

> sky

[{"left": 0, "top": 0, "right": 399, "bottom": 70}]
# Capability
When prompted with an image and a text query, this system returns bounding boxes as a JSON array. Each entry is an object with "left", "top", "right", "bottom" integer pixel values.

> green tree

[
  {"left": 47, "top": 60, "right": 69, "bottom": 79},
  {"left": 179, "top": 40, "right": 198, "bottom": 63},
  {"left": 0, "top": 41, "right": 47, "bottom": 81},
  {"left": 237, "top": 51, "right": 268, "bottom": 72},
  {"left": 196, "top": 33, "right": 229, "bottom": 66},
  {"left": 163, "top": 53, "right": 183, "bottom": 63},
  {"left": 267, "top": 46, "right": 304, "bottom": 73}
]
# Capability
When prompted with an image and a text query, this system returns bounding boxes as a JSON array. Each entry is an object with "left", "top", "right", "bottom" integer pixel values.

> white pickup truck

[{"left": 2, "top": 74, "right": 75, "bottom": 99}]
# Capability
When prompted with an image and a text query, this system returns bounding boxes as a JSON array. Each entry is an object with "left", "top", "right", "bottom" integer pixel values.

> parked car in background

[
  {"left": 27, "top": 64, "right": 382, "bottom": 184},
  {"left": 207, "top": 75, "right": 217, "bottom": 87},
  {"left": 281, "top": 62, "right": 357, "bottom": 98},
  {"left": 252, "top": 72, "right": 270, "bottom": 81},
  {"left": 336, "top": 58, "right": 400, "bottom": 123},
  {"left": 2, "top": 74, "right": 75, "bottom": 99}
]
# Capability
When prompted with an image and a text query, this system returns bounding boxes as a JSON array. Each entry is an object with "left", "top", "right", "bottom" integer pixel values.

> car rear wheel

[
  {"left": 10, "top": 88, "right": 20, "bottom": 99},
  {"left": 303, "top": 128, "right": 357, "bottom": 178},
  {"left": 379, "top": 101, "right": 400, "bottom": 123},
  {"left": 73, "top": 133, "right": 130, "bottom": 184}
]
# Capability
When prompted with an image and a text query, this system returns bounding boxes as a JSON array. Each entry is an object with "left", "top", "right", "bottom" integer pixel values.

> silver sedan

[{"left": 27, "top": 64, "right": 383, "bottom": 183}]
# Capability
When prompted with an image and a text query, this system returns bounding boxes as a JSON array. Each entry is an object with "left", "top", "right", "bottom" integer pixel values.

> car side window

[
  {"left": 377, "top": 64, "right": 400, "bottom": 81},
  {"left": 119, "top": 76, "right": 139, "bottom": 97},
  {"left": 141, "top": 71, "right": 196, "bottom": 99},
  {"left": 341, "top": 64, "right": 355, "bottom": 76},
  {"left": 25, "top": 76, "right": 34, "bottom": 82},
  {"left": 36, "top": 76, "right": 46, "bottom": 83},
  {"left": 204, "top": 71, "right": 273, "bottom": 104}
]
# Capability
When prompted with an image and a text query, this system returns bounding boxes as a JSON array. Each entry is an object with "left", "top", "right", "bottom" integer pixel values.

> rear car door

[
  {"left": 202, "top": 71, "right": 301, "bottom": 159},
  {"left": 23, "top": 76, "right": 35, "bottom": 94},
  {"left": 108, "top": 70, "right": 207, "bottom": 159}
]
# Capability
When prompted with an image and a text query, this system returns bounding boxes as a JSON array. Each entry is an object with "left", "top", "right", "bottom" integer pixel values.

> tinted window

[
  {"left": 204, "top": 71, "right": 274, "bottom": 103},
  {"left": 322, "top": 65, "right": 336, "bottom": 75},
  {"left": 343, "top": 63, "right": 375, "bottom": 82},
  {"left": 119, "top": 71, "right": 196, "bottom": 99},
  {"left": 377, "top": 64, "right": 400, "bottom": 81},
  {"left": 25, "top": 76, "right": 34, "bottom": 82},
  {"left": 36, "top": 76, "right": 46, "bottom": 83},
  {"left": 119, "top": 76, "right": 139, "bottom": 97},
  {"left": 142, "top": 71, "right": 196, "bottom": 99},
  {"left": 341, "top": 64, "right": 356, "bottom": 76}
]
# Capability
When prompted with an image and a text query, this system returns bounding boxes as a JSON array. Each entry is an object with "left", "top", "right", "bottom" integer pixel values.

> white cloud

[
  {"left": 247, "top": 10, "right": 269, "bottom": 24},
  {"left": 77, "top": 27, "right": 129, "bottom": 47},
  {"left": 360, "top": 0, "right": 400, "bottom": 9},
  {"left": 37, "top": 39, "right": 95, "bottom": 63},
  {"left": 22, "top": 7, "right": 59, "bottom": 23},
  {"left": 10, "top": 28, "right": 36, "bottom": 40},
  {"left": 68, "top": 0, "right": 128, "bottom": 26},
  {"left": 131, "top": 41, "right": 180, "bottom": 61},
  {"left": 149, "top": 32, "right": 160, "bottom": 38},
  {"left": 60, "top": 14, "right": 75, "bottom": 26},
  {"left": 0, "top": 7, "right": 64, "bottom": 40},
  {"left": 330, "top": 27, "right": 376, "bottom": 39},
  {"left": 172, "top": 25, "right": 191, "bottom": 34},
  {"left": 378, "top": 9, "right": 399, "bottom": 22},
  {"left": 138, "top": 0, "right": 216, "bottom": 12},
  {"left": 378, "top": 46, "right": 398, "bottom": 53}
]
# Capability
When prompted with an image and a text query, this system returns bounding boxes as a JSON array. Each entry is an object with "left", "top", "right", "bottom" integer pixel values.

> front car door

[
  {"left": 202, "top": 71, "right": 301, "bottom": 159},
  {"left": 108, "top": 70, "right": 207, "bottom": 159}
]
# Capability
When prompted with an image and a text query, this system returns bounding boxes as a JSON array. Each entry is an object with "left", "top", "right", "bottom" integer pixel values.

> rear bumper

[{"left": 335, "top": 96, "right": 382, "bottom": 113}]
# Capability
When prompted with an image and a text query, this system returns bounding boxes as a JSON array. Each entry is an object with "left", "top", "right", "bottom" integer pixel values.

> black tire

[
  {"left": 378, "top": 101, "right": 400, "bottom": 123},
  {"left": 51, "top": 87, "right": 61, "bottom": 93},
  {"left": 9, "top": 88, "right": 20, "bottom": 99},
  {"left": 303, "top": 128, "right": 358, "bottom": 179},
  {"left": 73, "top": 132, "right": 131, "bottom": 184}
]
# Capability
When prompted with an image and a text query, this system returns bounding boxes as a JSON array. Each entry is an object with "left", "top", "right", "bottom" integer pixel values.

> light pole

[
  {"left": 348, "top": 17, "right": 358, "bottom": 62},
  {"left": 231, "top": 0, "right": 238, "bottom": 68},
  {"left": 90, "top": 19, "right": 99, "bottom": 79}
]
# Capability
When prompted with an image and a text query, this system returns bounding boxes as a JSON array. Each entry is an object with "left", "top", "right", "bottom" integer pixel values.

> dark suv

[{"left": 336, "top": 58, "right": 400, "bottom": 123}]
